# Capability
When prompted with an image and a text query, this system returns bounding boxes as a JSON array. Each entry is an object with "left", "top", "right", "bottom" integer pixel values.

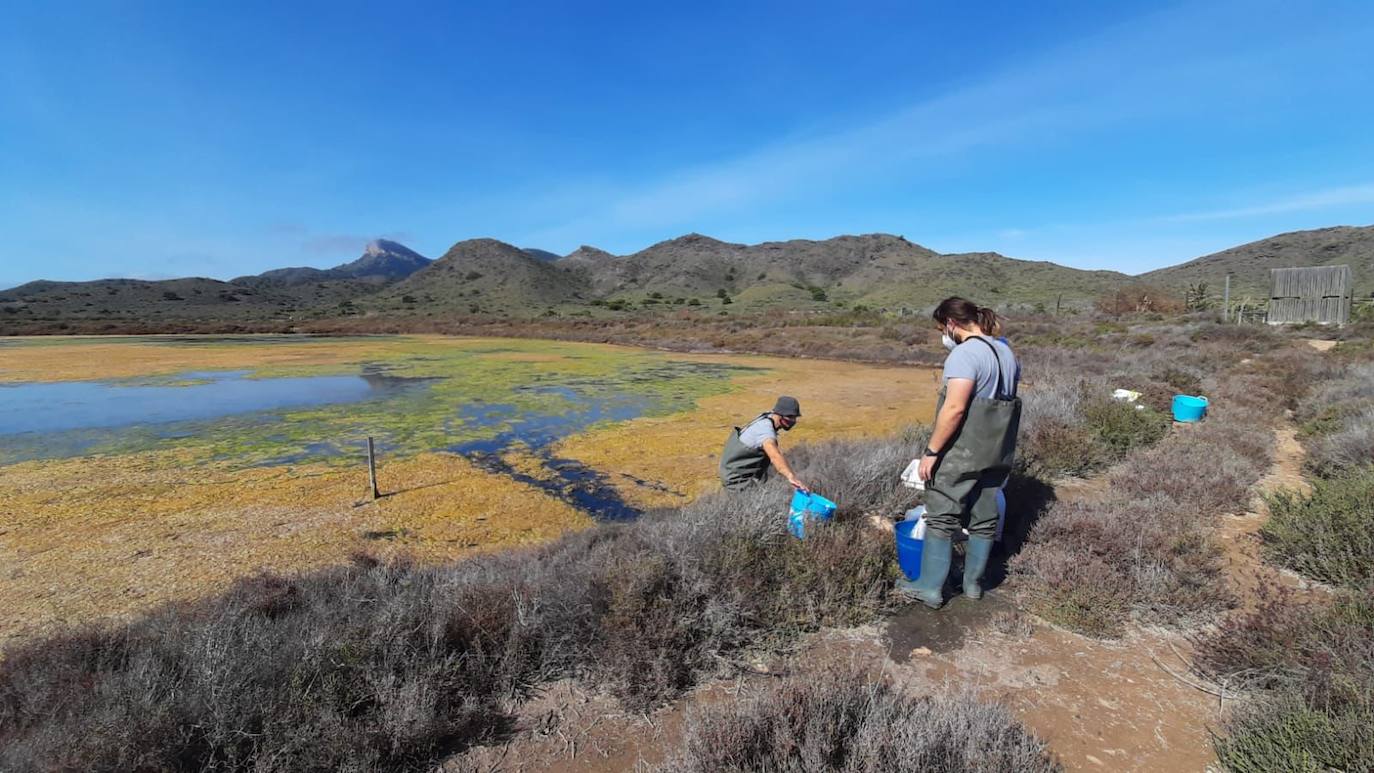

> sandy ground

[
  {"left": 0, "top": 337, "right": 939, "bottom": 646},
  {"left": 0, "top": 450, "right": 593, "bottom": 646}
]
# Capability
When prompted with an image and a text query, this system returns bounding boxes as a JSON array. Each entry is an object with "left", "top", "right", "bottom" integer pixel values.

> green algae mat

[{"left": 0, "top": 335, "right": 758, "bottom": 467}]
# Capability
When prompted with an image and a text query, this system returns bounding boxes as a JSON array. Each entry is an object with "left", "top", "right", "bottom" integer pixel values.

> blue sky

[{"left": 2, "top": 0, "right": 1373, "bottom": 288}]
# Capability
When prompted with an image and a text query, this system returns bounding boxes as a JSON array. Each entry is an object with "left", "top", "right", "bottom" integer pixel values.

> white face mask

[{"left": 941, "top": 329, "right": 958, "bottom": 351}]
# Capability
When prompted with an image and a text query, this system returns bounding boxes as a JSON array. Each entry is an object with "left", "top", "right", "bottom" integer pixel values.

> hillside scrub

[
  {"left": 1199, "top": 343, "right": 1374, "bottom": 772},
  {"left": 1262, "top": 354, "right": 1374, "bottom": 589},
  {"left": 1295, "top": 361, "right": 1374, "bottom": 477},
  {"left": 1260, "top": 466, "right": 1374, "bottom": 589},
  {"left": 1196, "top": 589, "right": 1374, "bottom": 773},
  {"left": 660, "top": 665, "right": 1060, "bottom": 773},
  {"left": 1011, "top": 349, "right": 1312, "bottom": 636}
]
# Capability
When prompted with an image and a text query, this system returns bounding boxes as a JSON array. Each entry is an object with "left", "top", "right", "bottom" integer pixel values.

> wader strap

[
  {"left": 970, "top": 336, "right": 1015, "bottom": 400},
  {"left": 739, "top": 412, "right": 772, "bottom": 433}
]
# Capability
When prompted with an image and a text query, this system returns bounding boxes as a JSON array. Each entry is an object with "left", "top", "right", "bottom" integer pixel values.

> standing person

[
  {"left": 718, "top": 396, "right": 809, "bottom": 493},
  {"left": 897, "top": 298, "right": 1021, "bottom": 609}
]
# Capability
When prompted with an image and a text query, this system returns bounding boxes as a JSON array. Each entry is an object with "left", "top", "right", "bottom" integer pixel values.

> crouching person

[
  {"left": 898, "top": 298, "right": 1020, "bottom": 609},
  {"left": 719, "top": 396, "right": 809, "bottom": 493}
]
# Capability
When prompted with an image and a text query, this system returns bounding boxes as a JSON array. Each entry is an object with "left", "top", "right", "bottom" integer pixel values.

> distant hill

[
  {"left": 5, "top": 225, "right": 1371, "bottom": 331},
  {"left": 521, "top": 248, "right": 562, "bottom": 263},
  {"left": 1140, "top": 225, "right": 1374, "bottom": 299},
  {"left": 233, "top": 239, "right": 431, "bottom": 286},
  {"left": 577, "top": 233, "right": 1127, "bottom": 309},
  {"left": 0, "top": 277, "right": 304, "bottom": 325},
  {"left": 372, "top": 239, "right": 589, "bottom": 314},
  {"left": 557, "top": 246, "right": 618, "bottom": 276}
]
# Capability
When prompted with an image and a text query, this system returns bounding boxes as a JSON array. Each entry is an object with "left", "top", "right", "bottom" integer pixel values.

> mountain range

[{"left": 2, "top": 226, "right": 1369, "bottom": 328}]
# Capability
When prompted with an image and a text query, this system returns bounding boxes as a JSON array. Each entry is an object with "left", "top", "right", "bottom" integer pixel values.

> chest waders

[
  {"left": 898, "top": 337, "right": 1021, "bottom": 608},
  {"left": 719, "top": 413, "right": 774, "bottom": 490}
]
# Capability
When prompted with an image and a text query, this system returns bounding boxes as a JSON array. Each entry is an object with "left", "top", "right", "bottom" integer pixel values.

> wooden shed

[{"left": 1267, "top": 265, "right": 1353, "bottom": 325}]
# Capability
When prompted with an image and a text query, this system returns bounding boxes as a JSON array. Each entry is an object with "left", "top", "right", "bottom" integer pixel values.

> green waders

[
  {"left": 906, "top": 337, "right": 1021, "bottom": 606},
  {"left": 719, "top": 413, "right": 773, "bottom": 491}
]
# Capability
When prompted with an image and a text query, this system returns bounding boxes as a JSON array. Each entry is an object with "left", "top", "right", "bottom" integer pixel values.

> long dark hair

[{"left": 933, "top": 297, "right": 1003, "bottom": 336}]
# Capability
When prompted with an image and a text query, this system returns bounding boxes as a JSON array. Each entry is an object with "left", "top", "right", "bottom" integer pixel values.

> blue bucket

[
  {"left": 1172, "top": 394, "right": 1209, "bottom": 422},
  {"left": 895, "top": 519, "right": 924, "bottom": 580},
  {"left": 788, "top": 491, "right": 837, "bottom": 539}
]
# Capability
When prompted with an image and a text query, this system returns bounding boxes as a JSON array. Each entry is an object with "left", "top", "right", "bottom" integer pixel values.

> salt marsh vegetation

[{"left": 0, "top": 335, "right": 936, "bottom": 642}]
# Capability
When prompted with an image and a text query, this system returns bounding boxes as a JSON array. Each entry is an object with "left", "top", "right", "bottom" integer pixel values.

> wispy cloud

[
  {"left": 300, "top": 233, "right": 414, "bottom": 256},
  {"left": 523, "top": 0, "right": 1343, "bottom": 248},
  {"left": 1159, "top": 183, "right": 1374, "bottom": 223}
]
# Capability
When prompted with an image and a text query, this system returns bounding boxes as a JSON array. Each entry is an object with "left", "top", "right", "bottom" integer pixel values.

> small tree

[
  {"left": 810, "top": 287, "right": 828, "bottom": 302},
  {"left": 1185, "top": 282, "right": 1213, "bottom": 311}
]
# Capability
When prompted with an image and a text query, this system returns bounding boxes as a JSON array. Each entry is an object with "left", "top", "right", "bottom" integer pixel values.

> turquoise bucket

[
  {"left": 788, "top": 491, "right": 837, "bottom": 539},
  {"left": 1172, "top": 394, "right": 1209, "bottom": 422}
]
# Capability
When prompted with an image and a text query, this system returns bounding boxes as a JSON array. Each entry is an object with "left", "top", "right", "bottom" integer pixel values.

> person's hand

[
  {"left": 788, "top": 476, "right": 811, "bottom": 494},
  {"left": 918, "top": 455, "right": 937, "bottom": 482}
]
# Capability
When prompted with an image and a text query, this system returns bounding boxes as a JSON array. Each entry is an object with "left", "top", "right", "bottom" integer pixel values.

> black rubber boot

[
  {"left": 894, "top": 534, "right": 952, "bottom": 609},
  {"left": 962, "top": 535, "right": 995, "bottom": 600}
]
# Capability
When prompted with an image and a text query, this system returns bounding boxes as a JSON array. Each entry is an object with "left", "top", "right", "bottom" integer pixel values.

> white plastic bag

[
  {"left": 899, "top": 458, "right": 925, "bottom": 490},
  {"left": 903, "top": 505, "right": 927, "bottom": 539}
]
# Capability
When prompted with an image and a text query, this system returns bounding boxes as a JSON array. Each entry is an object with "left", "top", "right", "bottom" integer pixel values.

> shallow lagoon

[
  {"left": 0, "top": 335, "right": 937, "bottom": 644},
  {"left": 0, "top": 336, "right": 752, "bottom": 475},
  {"left": 0, "top": 370, "right": 415, "bottom": 440}
]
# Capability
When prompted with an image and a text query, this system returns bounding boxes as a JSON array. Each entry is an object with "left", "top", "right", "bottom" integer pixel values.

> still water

[{"left": 0, "top": 371, "right": 396, "bottom": 435}]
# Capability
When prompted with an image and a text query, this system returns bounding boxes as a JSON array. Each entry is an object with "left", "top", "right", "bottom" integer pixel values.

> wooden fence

[{"left": 1267, "top": 265, "right": 1353, "bottom": 325}]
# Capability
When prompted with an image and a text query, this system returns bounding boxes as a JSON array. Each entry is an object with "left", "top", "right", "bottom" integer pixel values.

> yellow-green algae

[
  {"left": 1, "top": 336, "right": 758, "bottom": 467},
  {"left": 0, "top": 336, "right": 940, "bottom": 643}
]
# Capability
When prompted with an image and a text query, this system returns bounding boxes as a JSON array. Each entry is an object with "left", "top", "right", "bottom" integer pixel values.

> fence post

[
  {"left": 366, "top": 436, "right": 380, "bottom": 500},
  {"left": 1223, "top": 274, "right": 1231, "bottom": 323}
]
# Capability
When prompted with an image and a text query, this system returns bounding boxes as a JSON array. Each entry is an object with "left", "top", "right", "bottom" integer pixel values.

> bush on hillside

[
  {"left": 1196, "top": 589, "right": 1374, "bottom": 773},
  {"left": 660, "top": 665, "right": 1060, "bottom": 773},
  {"left": 1260, "top": 465, "right": 1374, "bottom": 589},
  {"left": 1080, "top": 398, "right": 1170, "bottom": 460},
  {"left": 1214, "top": 694, "right": 1374, "bottom": 773},
  {"left": 1307, "top": 408, "right": 1374, "bottom": 478}
]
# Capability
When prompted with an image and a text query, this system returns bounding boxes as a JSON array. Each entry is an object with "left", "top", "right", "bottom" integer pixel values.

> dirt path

[
  {"left": 880, "top": 596, "right": 1220, "bottom": 771},
  {"left": 1215, "top": 420, "right": 1328, "bottom": 613},
  {"left": 876, "top": 419, "right": 1324, "bottom": 772}
]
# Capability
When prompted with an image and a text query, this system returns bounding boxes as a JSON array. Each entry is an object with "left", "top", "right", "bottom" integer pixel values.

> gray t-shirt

[
  {"left": 737, "top": 414, "right": 778, "bottom": 449},
  {"left": 943, "top": 336, "right": 1020, "bottom": 399}
]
